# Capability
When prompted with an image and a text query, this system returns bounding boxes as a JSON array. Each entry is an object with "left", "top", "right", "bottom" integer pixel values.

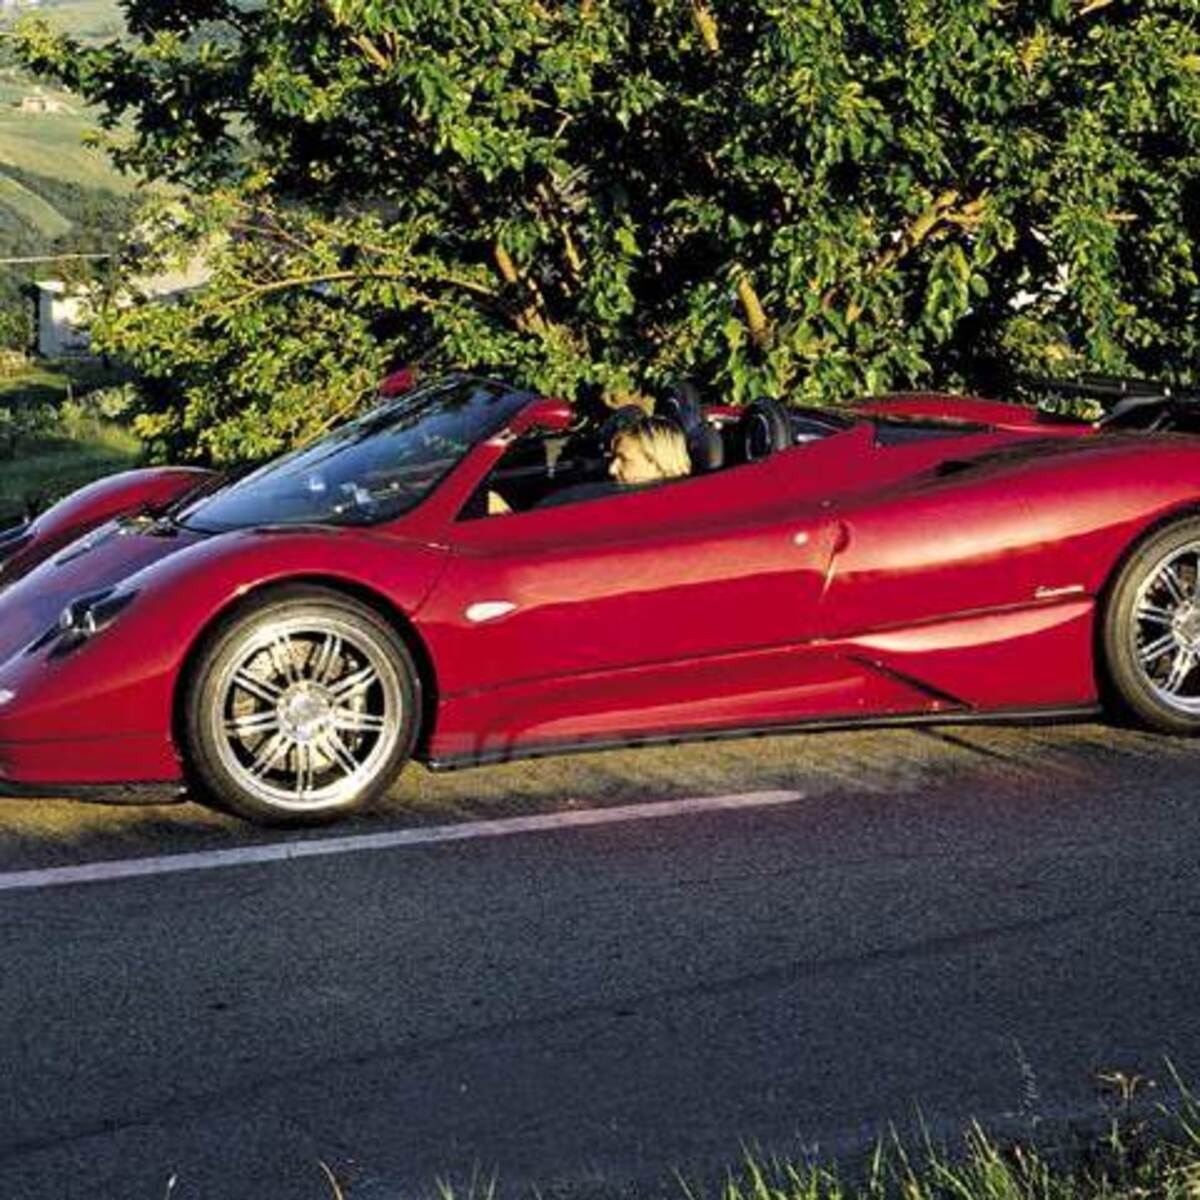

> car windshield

[{"left": 179, "top": 376, "right": 526, "bottom": 532}]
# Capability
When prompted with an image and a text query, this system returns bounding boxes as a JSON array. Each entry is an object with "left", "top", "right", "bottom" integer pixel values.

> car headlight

[{"left": 46, "top": 588, "right": 138, "bottom": 655}]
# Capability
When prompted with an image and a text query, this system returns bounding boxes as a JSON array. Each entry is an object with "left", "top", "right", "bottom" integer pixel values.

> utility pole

[{"left": 0, "top": 254, "right": 113, "bottom": 265}]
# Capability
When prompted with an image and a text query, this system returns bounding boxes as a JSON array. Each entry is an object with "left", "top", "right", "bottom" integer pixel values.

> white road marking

[{"left": 0, "top": 790, "right": 803, "bottom": 894}]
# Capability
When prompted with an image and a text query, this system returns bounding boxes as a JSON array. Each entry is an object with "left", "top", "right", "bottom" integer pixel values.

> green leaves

[{"left": 14, "top": 0, "right": 1200, "bottom": 463}]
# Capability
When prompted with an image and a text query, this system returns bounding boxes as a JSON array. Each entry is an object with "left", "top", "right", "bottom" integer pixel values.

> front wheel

[
  {"left": 1104, "top": 518, "right": 1200, "bottom": 734},
  {"left": 184, "top": 586, "right": 420, "bottom": 825}
]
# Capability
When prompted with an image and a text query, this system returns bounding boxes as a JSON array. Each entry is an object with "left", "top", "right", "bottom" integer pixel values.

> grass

[
  {"left": 0, "top": 361, "right": 73, "bottom": 407},
  {"left": 0, "top": 361, "right": 140, "bottom": 516},
  {"left": 341, "top": 1074, "right": 1200, "bottom": 1200},
  {"left": 0, "top": 168, "right": 72, "bottom": 237},
  {"left": 696, "top": 1100, "right": 1200, "bottom": 1200},
  {"left": 0, "top": 418, "right": 139, "bottom": 514},
  {"left": 0, "top": 359, "right": 124, "bottom": 404}
]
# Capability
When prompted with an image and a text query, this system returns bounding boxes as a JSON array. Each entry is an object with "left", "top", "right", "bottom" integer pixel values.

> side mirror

[
  {"left": 509, "top": 397, "right": 574, "bottom": 436},
  {"left": 379, "top": 366, "right": 420, "bottom": 397}
]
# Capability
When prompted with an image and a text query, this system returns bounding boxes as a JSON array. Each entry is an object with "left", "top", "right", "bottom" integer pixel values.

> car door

[{"left": 414, "top": 459, "right": 853, "bottom": 761}]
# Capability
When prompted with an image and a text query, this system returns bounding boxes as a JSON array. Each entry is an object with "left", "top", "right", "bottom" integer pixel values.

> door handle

[{"left": 795, "top": 522, "right": 850, "bottom": 551}]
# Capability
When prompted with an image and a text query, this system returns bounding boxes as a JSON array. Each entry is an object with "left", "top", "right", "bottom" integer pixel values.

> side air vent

[{"left": 934, "top": 459, "right": 975, "bottom": 478}]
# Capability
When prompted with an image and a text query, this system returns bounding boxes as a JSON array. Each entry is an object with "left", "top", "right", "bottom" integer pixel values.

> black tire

[
  {"left": 1103, "top": 516, "right": 1200, "bottom": 734},
  {"left": 183, "top": 585, "right": 420, "bottom": 825}
]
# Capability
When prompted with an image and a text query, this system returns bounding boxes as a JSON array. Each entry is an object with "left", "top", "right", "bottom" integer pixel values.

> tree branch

[
  {"left": 493, "top": 241, "right": 551, "bottom": 335},
  {"left": 692, "top": 1, "right": 720, "bottom": 53},
  {"left": 352, "top": 34, "right": 393, "bottom": 73},
  {"left": 213, "top": 268, "right": 485, "bottom": 314},
  {"left": 737, "top": 274, "right": 772, "bottom": 348}
]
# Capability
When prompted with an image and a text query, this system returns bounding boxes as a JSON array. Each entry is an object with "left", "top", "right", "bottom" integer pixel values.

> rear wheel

[
  {"left": 1104, "top": 518, "right": 1200, "bottom": 733},
  {"left": 184, "top": 586, "right": 419, "bottom": 825}
]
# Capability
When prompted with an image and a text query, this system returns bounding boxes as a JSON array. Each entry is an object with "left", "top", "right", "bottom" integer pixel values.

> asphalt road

[{"left": 1, "top": 720, "right": 1199, "bottom": 1199}]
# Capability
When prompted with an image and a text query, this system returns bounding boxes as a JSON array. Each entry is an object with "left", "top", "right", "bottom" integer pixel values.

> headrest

[
  {"left": 687, "top": 423, "right": 725, "bottom": 473},
  {"left": 659, "top": 381, "right": 704, "bottom": 432},
  {"left": 740, "top": 399, "right": 791, "bottom": 462}
]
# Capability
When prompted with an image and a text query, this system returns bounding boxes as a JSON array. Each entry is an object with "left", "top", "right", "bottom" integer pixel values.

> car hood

[{"left": 0, "top": 518, "right": 209, "bottom": 666}]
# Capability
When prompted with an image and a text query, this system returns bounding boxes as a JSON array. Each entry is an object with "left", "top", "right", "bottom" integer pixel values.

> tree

[{"left": 14, "top": 0, "right": 1200, "bottom": 463}]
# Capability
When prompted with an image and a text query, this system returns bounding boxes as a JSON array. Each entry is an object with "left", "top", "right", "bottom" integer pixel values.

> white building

[
  {"left": 18, "top": 92, "right": 73, "bottom": 115},
  {"left": 31, "top": 261, "right": 212, "bottom": 360},
  {"left": 32, "top": 281, "right": 92, "bottom": 359}
]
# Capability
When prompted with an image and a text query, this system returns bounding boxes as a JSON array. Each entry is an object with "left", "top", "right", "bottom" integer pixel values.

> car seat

[
  {"left": 660, "top": 381, "right": 725, "bottom": 473},
  {"left": 660, "top": 381, "right": 704, "bottom": 434}
]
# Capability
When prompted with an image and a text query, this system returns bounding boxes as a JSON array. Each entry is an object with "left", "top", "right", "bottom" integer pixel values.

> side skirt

[
  {"left": 423, "top": 703, "right": 1104, "bottom": 772},
  {"left": 0, "top": 781, "right": 188, "bottom": 805}
]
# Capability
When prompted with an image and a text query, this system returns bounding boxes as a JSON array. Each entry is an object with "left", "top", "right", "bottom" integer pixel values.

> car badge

[{"left": 1035, "top": 584, "right": 1085, "bottom": 599}]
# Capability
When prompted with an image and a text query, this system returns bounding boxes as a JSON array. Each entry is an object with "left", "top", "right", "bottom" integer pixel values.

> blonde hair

[{"left": 613, "top": 416, "right": 692, "bottom": 480}]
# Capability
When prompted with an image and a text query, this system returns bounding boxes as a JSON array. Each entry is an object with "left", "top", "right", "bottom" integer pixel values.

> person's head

[{"left": 609, "top": 416, "right": 691, "bottom": 486}]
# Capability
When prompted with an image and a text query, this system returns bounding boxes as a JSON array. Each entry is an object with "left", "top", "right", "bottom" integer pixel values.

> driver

[{"left": 536, "top": 415, "right": 691, "bottom": 508}]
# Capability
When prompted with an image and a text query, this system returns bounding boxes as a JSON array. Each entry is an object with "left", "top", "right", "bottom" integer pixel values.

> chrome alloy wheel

[
  {"left": 207, "top": 613, "right": 404, "bottom": 814},
  {"left": 1130, "top": 540, "right": 1200, "bottom": 714}
]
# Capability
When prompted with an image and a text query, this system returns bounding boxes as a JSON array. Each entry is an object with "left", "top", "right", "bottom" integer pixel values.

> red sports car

[{"left": 1, "top": 372, "right": 1198, "bottom": 825}]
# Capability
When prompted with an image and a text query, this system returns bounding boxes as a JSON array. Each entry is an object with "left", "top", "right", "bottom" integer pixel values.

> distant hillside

[
  {"left": 0, "top": 0, "right": 141, "bottom": 350},
  {"left": 0, "top": 76, "right": 133, "bottom": 194},
  {"left": 1, "top": 0, "right": 124, "bottom": 42},
  {"left": 0, "top": 161, "right": 134, "bottom": 337},
  {"left": 0, "top": 0, "right": 132, "bottom": 210},
  {"left": 0, "top": 74, "right": 135, "bottom": 318},
  {"left": 0, "top": 0, "right": 134, "bottom": 263},
  {"left": 0, "top": 61, "right": 135, "bottom": 349}
]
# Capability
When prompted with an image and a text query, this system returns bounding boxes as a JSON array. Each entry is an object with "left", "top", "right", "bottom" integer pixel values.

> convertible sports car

[{"left": 2, "top": 370, "right": 1200, "bottom": 825}]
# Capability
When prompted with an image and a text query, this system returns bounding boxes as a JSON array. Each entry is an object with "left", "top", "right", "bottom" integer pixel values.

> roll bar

[{"left": 1025, "top": 374, "right": 1200, "bottom": 427}]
